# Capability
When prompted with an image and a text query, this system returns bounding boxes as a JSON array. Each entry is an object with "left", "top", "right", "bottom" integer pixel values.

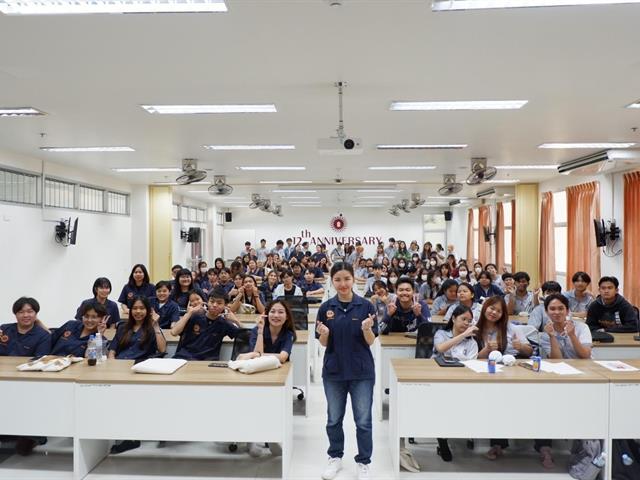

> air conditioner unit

[
  {"left": 558, "top": 149, "right": 640, "bottom": 175},
  {"left": 476, "top": 187, "right": 496, "bottom": 198}
]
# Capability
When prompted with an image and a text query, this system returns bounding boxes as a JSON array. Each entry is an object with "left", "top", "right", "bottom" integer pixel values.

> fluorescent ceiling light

[
  {"left": 223, "top": 201, "right": 251, "bottom": 204},
  {"left": 421, "top": 203, "right": 449, "bottom": 206},
  {"left": 368, "top": 166, "right": 436, "bottom": 170},
  {"left": 427, "top": 196, "right": 468, "bottom": 200},
  {"left": 113, "top": 167, "right": 182, "bottom": 172},
  {"left": 287, "top": 201, "right": 321, "bottom": 204},
  {"left": 290, "top": 205, "right": 322, "bottom": 208},
  {"left": 42, "top": 146, "right": 134, "bottom": 152},
  {"left": 272, "top": 189, "right": 317, "bottom": 193},
  {"left": 207, "top": 145, "right": 295, "bottom": 151},
  {"left": 363, "top": 180, "right": 417, "bottom": 184},
  {"left": 141, "top": 104, "right": 276, "bottom": 114},
  {"left": 433, "top": 0, "right": 640, "bottom": 11},
  {"left": 260, "top": 180, "right": 313, "bottom": 184},
  {"left": 357, "top": 196, "right": 396, "bottom": 199},
  {"left": 0, "top": 0, "right": 227, "bottom": 14},
  {"left": 357, "top": 189, "right": 403, "bottom": 193},
  {"left": 237, "top": 166, "right": 304, "bottom": 171},
  {"left": 485, "top": 179, "right": 521, "bottom": 184},
  {"left": 281, "top": 196, "right": 320, "bottom": 199},
  {"left": 0, "top": 107, "right": 46, "bottom": 116},
  {"left": 376, "top": 144, "right": 467, "bottom": 150},
  {"left": 539, "top": 142, "right": 636, "bottom": 149},
  {"left": 353, "top": 205, "right": 385, "bottom": 208},
  {"left": 391, "top": 100, "right": 528, "bottom": 111},
  {"left": 495, "top": 165, "right": 558, "bottom": 170}
]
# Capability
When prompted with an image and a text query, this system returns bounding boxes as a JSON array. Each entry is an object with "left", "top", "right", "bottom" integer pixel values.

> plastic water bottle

[
  {"left": 592, "top": 452, "right": 606, "bottom": 468},
  {"left": 94, "top": 333, "right": 104, "bottom": 364},
  {"left": 622, "top": 453, "right": 634, "bottom": 466},
  {"left": 87, "top": 335, "right": 97, "bottom": 366}
]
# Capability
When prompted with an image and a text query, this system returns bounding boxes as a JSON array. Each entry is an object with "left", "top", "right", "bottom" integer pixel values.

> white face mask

[
  {"left": 399, "top": 262, "right": 406, "bottom": 268},
  {"left": 475, "top": 267, "right": 482, "bottom": 274},
  {"left": 389, "top": 277, "right": 398, "bottom": 285},
  {"left": 421, "top": 274, "right": 428, "bottom": 281},
  {"left": 430, "top": 260, "right": 437, "bottom": 267},
  {"left": 459, "top": 270, "right": 467, "bottom": 276}
]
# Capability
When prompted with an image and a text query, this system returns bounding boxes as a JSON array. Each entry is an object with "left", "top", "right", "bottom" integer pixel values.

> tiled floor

[{"left": 0, "top": 382, "right": 576, "bottom": 480}]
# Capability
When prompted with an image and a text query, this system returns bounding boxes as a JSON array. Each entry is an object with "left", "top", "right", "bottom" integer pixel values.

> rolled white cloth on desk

[
  {"left": 229, "top": 356, "right": 281, "bottom": 374},
  {"left": 17, "top": 355, "right": 82, "bottom": 372},
  {"left": 131, "top": 358, "right": 187, "bottom": 375}
]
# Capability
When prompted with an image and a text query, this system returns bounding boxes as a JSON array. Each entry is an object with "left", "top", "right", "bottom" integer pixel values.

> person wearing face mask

[
  {"left": 430, "top": 280, "right": 459, "bottom": 316},
  {"left": 427, "top": 257, "right": 438, "bottom": 270},
  {"left": 387, "top": 271, "right": 399, "bottom": 294},
  {"left": 456, "top": 266, "right": 473, "bottom": 285},
  {"left": 194, "top": 261, "right": 209, "bottom": 290},
  {"left": 527, "top": 281, "right": 562, "bottom": 332},
  {"left": 563, "top": 271, "right": 594, "bottom": 319},
  {"left": 471, "top": 262, "right": 484, "bottom": 283},
  {"left": 380, "top": 278, "right": 430, "bottom": 334},
  {"left": 397, "top": 259, "right": 408, "bottom": 275}
]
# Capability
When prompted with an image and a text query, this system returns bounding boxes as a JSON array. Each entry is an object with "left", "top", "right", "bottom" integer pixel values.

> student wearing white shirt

[
  {"left": 443, "top": 283, "right": 482, "bottom": 323},
  {"left": 527, "top": 281, "right": 562, "bottom": 331},
  {"left": 283, "top": 238, "right": 295, "bottom": 261},
  {"left": 273, "top": 270, "right": 303, "bottom": 298},
  {"left": 256, "top": 238, "right": 269, "bottom": 263},
  {"left": 505, "top": 271, "right": 536, "bottom": 315},
  {"left": 430, "top": 280, "right": 458, "bottom": 316},
  {"left": 535, "top": 293, "right": 592, "bottom": 469},
  {"left": 435, "top": 305, "right": 479, "bottom": 360},
  {"left": 563, "top": 271, "right": 594, "bottom": 318},
  {"left": 486, "top": 263, "right": 505, "bottom": 291}
]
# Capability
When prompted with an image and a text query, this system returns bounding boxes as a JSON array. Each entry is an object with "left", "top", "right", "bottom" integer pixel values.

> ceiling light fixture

[
  {"left": 237, "top": 166, "right": 304, "bottom": 171},
  {"left": 290, "top": 205, "right": 322, "bottom": 208},
  {"left": 272, "top": 189, "right": 317, "bottom": 193},
  {"left": 368, "top": 166, "right": 436, "bottom": 170},
  {"left": 260, "top": 180, "right": 313, "bottom": 184},
  {"left": 0, "top": 0, "right": 227, "bottom": 14},
  {"left": 42, "top": 146, "right": 134, "bottom": 152},
  {"left": 280, "top": 196, "right": 320, "bottom": 199},
  {"left": 539, "top": 142, "right": 636, "bottom": 149},
  {"left": 207, "top": 145, "right": 296, "bottom": 151},
  {"left": 427, "top": 196, "right": 468, "bottom": 200},
  {"left": 484, "top": 179, "right": 521, "bottom": 184},
  {"left": 357, "top": 189, "right": 403, "bottom": 193},
  {"left": 362, "top": 180, "right": 417, "bottom": 183},
  {"left": 141, "top": 104, "right": 276, "bottom": 114},
  {"left": 113, "top": 167, "right": 182, "bottom": 172},
  {"left": 390, "top": 100, "right": 528, "bottom": 111},
  {"left": 0, "top": 107, "right": 46, "bottom": 116},
  {"left": 357, "top": 196, "right": 396, "bottom": 199},
  {"left": 495, "top": 165, "right": 558, "bottom": 169},
  {"left": 376, "top": 144, "right": 467, "bottom": 150},
  {"left": 433, "top": 0, "right": 640, "bottom": 11}
]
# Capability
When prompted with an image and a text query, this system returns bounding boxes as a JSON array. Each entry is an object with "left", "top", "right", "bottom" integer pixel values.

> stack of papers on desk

[
  {"left": 462, "top": 360, "right": 504, "bottom": 373},
  {"left": 532, "top": 361, "right": 583, "bottom": 375},
  {"left": 594, "top": 361, "right": 639, "bottom": 372}
]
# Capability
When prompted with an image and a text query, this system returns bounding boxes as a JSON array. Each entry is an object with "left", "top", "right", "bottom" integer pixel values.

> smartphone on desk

[
  {"left": 208, "top": 361, "right": 229, "bottom": 368},
  {"left": 517, "top": 361, "right": 534, "bottom": 371}
]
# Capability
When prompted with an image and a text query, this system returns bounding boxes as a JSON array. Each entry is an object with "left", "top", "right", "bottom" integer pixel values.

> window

[
  {"left": 44, "top": 178, "right": 75, "bottom": 209},
  {"left": 423, "top": 214, "right": 447, "bottom": 251},
  {"left": 106, "top": 191, "right": 129, "bottom": 215},
  {"left": 503, "top": 201, "right": 512, "bottom": 270},
  {"left": 0, "top": 167, "right": 39, "bottom": 205},
  {"left": 553, "top": 190, "right": 568, "bottom": 290},
  {"left": 79, "top": 185, "right": 104, "bottom": 212},
  {"left": 172, "top": 203, "right": 180, "bottom": 220}
]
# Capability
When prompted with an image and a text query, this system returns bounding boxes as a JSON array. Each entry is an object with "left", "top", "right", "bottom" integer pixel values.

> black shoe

[
  {"left": 437, "top": 439, "right": 453, "bottom": 462},
  {"left": 15, "top": 438, "right": 36, "bottom": 456},
  {"left": 110, "top": 440, "right": 141, "bottom": 454},
  {"left": 466, "top": 439, "right": 475, "bottom": 450}
]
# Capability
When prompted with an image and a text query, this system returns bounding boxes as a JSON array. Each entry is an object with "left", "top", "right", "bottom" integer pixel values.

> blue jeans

[{"left": 323, "top": 378, "right": 374, "bottom": 465}]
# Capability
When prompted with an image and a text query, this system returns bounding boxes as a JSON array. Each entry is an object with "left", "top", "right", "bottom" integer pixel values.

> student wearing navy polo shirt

[
  {"left": 316, "top": 262, "right": 377, "bottom": 480},
  {"left": 216, "top": 268, "right": 234, "bottom": 297},
  {"left": 150, "top": 281, "right": 180, "bottom": 329},
  {"left": 0, "top": 297, "right": 51, "bottom": 358},
  {"left": 380, "top": 277, "right": 430, "bottom": 334},
  {"left": 299, "top": 269, "right": 324, "bottom": 296},
  {"left": 307, "top": 258, "right": 325, "bottom": 279},
  {"left": 108, "top": 296, "right": 165, "bottom": 361},
  {"left": 171, "top": 291, "right": 240, "bottom": 361},
  {"left": 117, "top": 264, "right": 156, "bottom": 313},
  {"left": 238, "top": 300, "right": 296, "bottom": 363},
  {"left": 51, "top": 302, "right": 107, "bottom": 357},
  {"left": 75, "top": 277, "right": 121, "bottom": 328},
  {"left": 170, "top": 269, "right": 206, "bottom": 309},
  {"left": 473, "top": 270, "right": 504, "bottom": 301},
  {"left": 260, "top": 270, "right": 280, "bottom": 304},
  {"left": 194, "top": 261, "right": 209, "bottom": 290},
  {"left": 229, "top": 275, "right": 266, "bottom": 314}
]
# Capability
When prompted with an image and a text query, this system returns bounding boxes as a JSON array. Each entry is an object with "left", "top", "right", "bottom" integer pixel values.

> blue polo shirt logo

[
  {"left": 63, "top": 330, "right": 72, "bottom": 339},
  {"left": 193, "top": 324, "right": 201, "bottom": 335},
  {"left": 0, "top": 335, "right": 8, "bottom": 344},
  {"left": 326, "top": 310, "right": 335, "bottom": 320},
  {"left": 127, "top": 292, "right": 134, "bottom": 299}
]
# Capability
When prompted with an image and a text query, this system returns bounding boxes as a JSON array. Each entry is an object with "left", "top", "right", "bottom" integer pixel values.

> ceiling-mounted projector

[{"left": 318, "top": 136, "right": 363, "bottom": 155}]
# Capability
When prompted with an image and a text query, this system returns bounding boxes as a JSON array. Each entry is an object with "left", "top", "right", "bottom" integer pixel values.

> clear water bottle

[
  {"left": 622, "top": 453, "right": 634, "bottom": 466},
  {"left": 87, "top": 335, "right": 97, "bottom": 366},
  {"left": 592, "top": 452, "right": 606, "bottom": 468},
  {"left": 94, "top": 333, "right": 104, "bottom": 364}
]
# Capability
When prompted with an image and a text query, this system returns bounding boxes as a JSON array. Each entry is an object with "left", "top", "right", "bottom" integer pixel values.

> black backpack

[{"left": 612, "top": 439, "right": 640, "bottom": 480}]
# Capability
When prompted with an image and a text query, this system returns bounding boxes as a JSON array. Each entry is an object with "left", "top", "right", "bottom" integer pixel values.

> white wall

[
  {"left": 222, "top": 207, "right": 432, "bottom": 258},
  {"left": 1, "top": 150, "right": 133, "bottom": 328},
  {"left": 447, "top": 207, "right": 468, "bottom": 259},
  {"left": 171, "top": 194, "right": 210, "bottom": 268},
  {"left": 538, "top": 170, "right": 626, "bottom": 292}
]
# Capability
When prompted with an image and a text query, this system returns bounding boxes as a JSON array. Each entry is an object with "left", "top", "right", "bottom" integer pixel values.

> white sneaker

[
  {"left": 321, "top": 457, "right": 342, "bottom": 480},
  {"left": 356, "top": 462, "right": 370, "bottom": 480}
]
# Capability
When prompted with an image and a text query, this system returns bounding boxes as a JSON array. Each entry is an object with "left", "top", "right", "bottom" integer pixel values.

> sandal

[
  {"left": 486, "top": 445, "right": 503, "bottom": 460},
  {"left": 539, "top": 446, "right": 554, "bottom": 469}
]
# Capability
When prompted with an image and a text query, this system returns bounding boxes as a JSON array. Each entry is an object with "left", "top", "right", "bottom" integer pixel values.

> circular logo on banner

[{"left": 330, "top": 214, "right": 347, "bottom": 232}]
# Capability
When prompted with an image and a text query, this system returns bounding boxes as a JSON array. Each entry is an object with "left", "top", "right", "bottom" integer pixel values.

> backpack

[
  {"left": 612, "top": 439, "right": 640, "bottom": 480},
  {"left": 569, "top": 440, "right": 603, "bottom": 480}
]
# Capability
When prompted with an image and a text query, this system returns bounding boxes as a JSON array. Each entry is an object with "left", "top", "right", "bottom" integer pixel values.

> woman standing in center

[{"left": 316, "top": 262, "right": 377, "bottom": 480}]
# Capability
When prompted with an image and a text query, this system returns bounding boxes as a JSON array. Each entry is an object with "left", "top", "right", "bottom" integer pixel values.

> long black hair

[{"left": 127, "top": 264, "right": 151, "bottom": 287}]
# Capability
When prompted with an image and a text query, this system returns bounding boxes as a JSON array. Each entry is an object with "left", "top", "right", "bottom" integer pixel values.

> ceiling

[{"left": 1, "top": 0, "right": 640, "bottom": 209}]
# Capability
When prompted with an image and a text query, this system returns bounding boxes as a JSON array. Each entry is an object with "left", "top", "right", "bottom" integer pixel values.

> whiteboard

[{"left": 222, "top": 229, "right": 255, "bottom": 261}]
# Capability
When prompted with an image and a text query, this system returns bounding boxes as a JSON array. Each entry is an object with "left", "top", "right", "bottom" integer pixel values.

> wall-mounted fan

[
  {"left": 466, "top": 157, "right": 497, "bottom": 185},
  {"left": 388, "top": 206, "right": 400, "bottom": 217},
  {"left": 410, "top": 193, "right": 425, "bottom": 208},
  {"left": 438, "top": 174, "right": 464, "bottom": 196},
  {"left": 176, "top": 158, "right": 207, "bottom": 185},
  {"left": 399, "top": 199, "right": 411, "bottom": 213},
  {"left": 272, "top": 205, "right": 283, "bottom": 217},
  {"left": 208, "top": 175, "right": 233, "bottom": 196}
]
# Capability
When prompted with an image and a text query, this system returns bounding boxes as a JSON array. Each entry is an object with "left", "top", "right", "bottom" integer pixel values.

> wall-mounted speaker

[
  {"left": 225, "top": 212, "right": 233, "bottom": 223},
  {"left": 444, "top": 211, "right": 453, "bottom": 221}
]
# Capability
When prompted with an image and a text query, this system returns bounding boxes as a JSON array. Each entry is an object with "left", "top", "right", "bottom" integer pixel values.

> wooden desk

[
  {"left": 430, "top": 314, "right": 527, "bottom": 325},
  {"left": 592, "top": 333, "right": 640, "bottom": 360},
  {"left": 388, "top": 359, "right": 609, "bottom": 479},
  {"left": 74, "top": 360, "right": 293, "bottom": 479}
]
